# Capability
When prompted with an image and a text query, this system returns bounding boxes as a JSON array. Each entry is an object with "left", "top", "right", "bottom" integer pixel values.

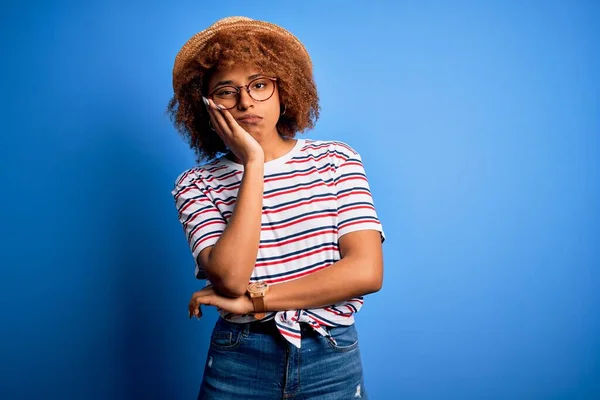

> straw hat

[{"left": 172, "top": 16, "right": 312, "bottom": 91}]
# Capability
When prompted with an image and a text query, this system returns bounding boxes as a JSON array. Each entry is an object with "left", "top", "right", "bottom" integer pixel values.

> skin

[{"left": 188, "top": 66, "right": 383, "bottom": 319}]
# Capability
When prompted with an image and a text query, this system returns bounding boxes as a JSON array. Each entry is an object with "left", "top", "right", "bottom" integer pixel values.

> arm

[
  {"left": 198, "top": 161, "right": 264, "bottom": 297},
  {"left": 198, "top": 101, "right": 266, "bottom": 297},
  {"left": 188, "top": 229, "right": 383, "bottom": 317},
  {"left": 264, "top": 229, "right": 383, "bottom": 311}
]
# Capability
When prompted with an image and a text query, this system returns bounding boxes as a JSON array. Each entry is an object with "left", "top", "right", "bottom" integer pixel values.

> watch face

[{"left": 248, "top": 281, "right": 268, "bottom": 293}]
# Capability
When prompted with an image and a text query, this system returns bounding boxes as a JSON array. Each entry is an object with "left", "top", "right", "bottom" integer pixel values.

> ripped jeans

[{"left": 198, "top": 317, "right": 368, "bottom": 399}]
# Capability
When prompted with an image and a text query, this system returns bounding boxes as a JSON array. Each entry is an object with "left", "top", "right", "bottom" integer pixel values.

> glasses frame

[{"left": 207, "top": 76, "right": 278, "bottom": 110}]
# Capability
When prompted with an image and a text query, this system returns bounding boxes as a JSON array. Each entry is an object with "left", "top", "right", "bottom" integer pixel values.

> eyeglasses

[{"left": 208, "top": 76, "right": 277, "bottom": 110}]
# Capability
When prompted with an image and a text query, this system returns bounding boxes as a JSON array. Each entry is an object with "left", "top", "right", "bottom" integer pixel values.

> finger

[
  {"left": 207, "top": 110, "right": 226, "bottom": 139},
  {"left": 215, "top": 105, "right": 242, "bottom": 133},
  {"left": 206, "top": 106, "right": 227, "bottom": 137},
  {"left": 208, "top": 99, "right": 233, "bottom": 135},
  {"left": 189, "top": 300, "right": 203, "bottom": 318}
]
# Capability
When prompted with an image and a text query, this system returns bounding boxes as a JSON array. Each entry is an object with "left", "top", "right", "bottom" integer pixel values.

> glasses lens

[
  {"left": 248, "top": 78, "right": 275, "bottom": 101},
  {"left": 212, "top": 86, "right": 238, "bottom": 109}
]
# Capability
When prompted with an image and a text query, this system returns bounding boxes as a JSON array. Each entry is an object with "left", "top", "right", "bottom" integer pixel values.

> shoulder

[
  {"left": 300, "top": 139, "right": 360, "bottom": 163},
  {"left": 174, "top": 155, "right": 234, "bottom": 186},
  {"left": 172, "top": 158, "right": 228, "bottom": 190}
]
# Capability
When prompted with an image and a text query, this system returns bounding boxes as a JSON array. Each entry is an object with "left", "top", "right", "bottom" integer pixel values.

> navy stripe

[
  {"left": 263, "top": 177, "right": 335, "bottom": 196},
  {"left": 338, "top": 201, "right": 375, "bottom": 211},
  {"left": 290, "top": 149, "right": 349, "bottom": 162},
  {"left": 337, "top": 186, "right": 372, "bottom": 197},
  {"left": 264, "top": 162, "right": 335, "bottom": 179},
  {"left": 191, "top": 229, "right": 223, "bottom": 247},
  {"left": 182, "top": 203, "right": 215, "bottom": 225},
  {"left": 275, "top": 320, "right": 301, "bottom": 334},
  {"left": 261, "top": 208, "right": 337, "bottom": 228},
  {"left": 187, "top": 217, "right": 225, "bottom": 242},
  {"left": 339, "top": 216, "right": 380, "bottom": 226},
  {"left": 256, "top": 242, "right": 337, "bottom": 263},
  {"left": 262, "top": 192, "right": 336, "bottom": 212},
  {"left": 303, "top": 310, "right": 343, "bottom": 327},
  {"left": 334, "top": 171, "right": 367, "bottom": 184},
  {"left": 252, "top": 258, "right": 337, "bottom": 281},
  {"left": 259, "top": 225, "right": 337, "bottom": 244}
]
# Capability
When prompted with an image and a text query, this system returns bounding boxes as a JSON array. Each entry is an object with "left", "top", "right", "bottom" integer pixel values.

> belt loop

[{"left": 242, "top": 322, "right": 250, "bottom": 337}]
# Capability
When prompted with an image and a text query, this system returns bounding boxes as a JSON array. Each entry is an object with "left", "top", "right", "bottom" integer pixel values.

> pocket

[
  {"left": 325, "top": 324, "right": 359, "bottom": 352},
  {"left": 209, "top": 318, "right": 245, "bottom": 350}
]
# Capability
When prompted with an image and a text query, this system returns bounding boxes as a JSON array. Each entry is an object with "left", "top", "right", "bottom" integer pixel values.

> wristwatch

[{"left": 247, "top": 281, "right": 270, "bottom": 319}]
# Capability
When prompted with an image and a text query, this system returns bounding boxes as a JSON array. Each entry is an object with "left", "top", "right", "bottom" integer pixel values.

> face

[{"left": 207, "top": 66, "right": 281, "bottom": 137}]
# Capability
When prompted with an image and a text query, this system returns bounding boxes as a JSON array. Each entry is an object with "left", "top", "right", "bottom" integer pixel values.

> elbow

[
  {"left": 203, "top": 257, "right": 251, "bottom": 297},
  {"left": 365, "top": 274, "right": 383, "bottom": 294},
  {"left": 210, "top": 273, "right": 248, "bottom": 298},
  {"left": 361, "top": 259, "right": 383, "bottom": 294}
]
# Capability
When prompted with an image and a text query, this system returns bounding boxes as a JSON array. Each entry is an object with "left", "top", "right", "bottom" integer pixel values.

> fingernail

[
  {"left": 217, "top": 104, "right": 226, "bottom": 110},
  {"left": 202, "top": 96, "right": 209, "bottom": 107}
]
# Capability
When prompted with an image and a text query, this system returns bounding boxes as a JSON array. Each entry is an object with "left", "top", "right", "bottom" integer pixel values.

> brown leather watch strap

[{"left": 252, "top": 296, "right": 267, "bottom": 319}]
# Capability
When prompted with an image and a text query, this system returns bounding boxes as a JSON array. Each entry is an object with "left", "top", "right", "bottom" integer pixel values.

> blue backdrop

[{"left": 1, "top": 1, "right": 599, "bottom": 399}]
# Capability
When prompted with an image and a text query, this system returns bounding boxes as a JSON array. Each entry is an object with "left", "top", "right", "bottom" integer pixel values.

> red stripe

[
  {"left": 182, "top": 207, "right": 221, "bottom": 224},
  {"left": 191, "top": 233, "right": 220, "bottom": 252},
  {"left": 264, "top": 263, "right": 330, "bottom": 284},
  {"left": 337, "top": 189, "right": 371, "bottom": 200},
  {"left": 301, "top": 313, "right": 330, "bottom": 326},
  {"left": 324, "top": 307, "right": 353, "bottom": 318},
  {"left": 174, "top": 185, "right": 195, "bottom": 200},
  {"left": 338, "top": 205, "right": 376, "bottom": 214},
  {"left": 214, "top": 198, "right": 236, "bottom": 207},
  {"left": 262, "top": 196, "right": 336, "bottom": 215},
  {"left": 338, "top": 220, "right": 381, "bottom": 230},
  {"left": 189, "top": 220, "right": 226, "bottom": 238},
  {"left": 198, "top": 169, "right": 242, "bottom": 184},
  {"left": 263, "top": 181, "right": 334, "bottom": 200},
  {"left": 339, "top": 160, "right": 363, "bottom": 168},
  {"left": 277, "top": 328, "right": 301, "bottom": 339},
  {"left": 204, "top": 183, "right": 241, "bottom": 196},
  {"left": 259, "top": 229, "right": 338, "bottom": 249},
  {"left": 264, "top": 165, "right": 335, "bottom": 183},
  {"left": 256, "top": 246, "right": 338, "bottom": 268},
  {"left": 335, "top": 142, "right": 356, "bottom": 154},
  {"left": 287, "top": 152, "right": 346, "bottom": 165},
  {"left": 261, "top": 212, "right": 337, "bottom": 231}
]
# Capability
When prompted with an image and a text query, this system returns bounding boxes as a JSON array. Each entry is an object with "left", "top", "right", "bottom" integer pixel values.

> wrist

[
  {"left": 243, "top": 155, "right": 265, "bottom": 168},
  {"left": 247, "top": 281, "right": 270, "bottom": 319}
]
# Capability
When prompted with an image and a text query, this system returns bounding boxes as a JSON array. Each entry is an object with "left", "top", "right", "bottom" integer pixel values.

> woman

[{"left": 168, "top": 16, "right": 385, "bottom": 399}]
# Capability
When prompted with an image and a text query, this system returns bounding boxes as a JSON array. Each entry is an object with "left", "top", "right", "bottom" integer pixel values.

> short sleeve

[
  {"left": 171, "top": 172, "right": 227, "bottom": 279},
  {"left": 334, "top": 151, "right": 385, "bottom": 243}
]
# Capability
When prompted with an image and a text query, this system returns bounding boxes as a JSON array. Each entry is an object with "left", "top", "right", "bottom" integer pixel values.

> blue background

[{"left": 1, "top": 1, "right": 599, "bottom": 399}]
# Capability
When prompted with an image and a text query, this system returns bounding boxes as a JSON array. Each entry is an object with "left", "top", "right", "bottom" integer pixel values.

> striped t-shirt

[{"left": 172, "top": 138, "right": 385, "bottom": 348}]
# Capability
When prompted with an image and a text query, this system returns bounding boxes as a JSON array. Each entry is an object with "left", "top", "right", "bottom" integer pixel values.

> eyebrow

[{"left": 211, "top": 74, "right": 264, "bottom": 90}]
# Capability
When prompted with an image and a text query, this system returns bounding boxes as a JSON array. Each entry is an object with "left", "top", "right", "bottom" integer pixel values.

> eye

[
  {"left": 214, "top": 87, "right": 237, "bottom": 97},
  {"left": 251, "top": 79, "right": 270, "bottom": 91}
]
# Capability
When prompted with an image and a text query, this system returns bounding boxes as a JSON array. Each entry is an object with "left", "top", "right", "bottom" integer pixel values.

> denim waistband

[{"left": 240, "top": 318, "right": 320, "bottom": 336}]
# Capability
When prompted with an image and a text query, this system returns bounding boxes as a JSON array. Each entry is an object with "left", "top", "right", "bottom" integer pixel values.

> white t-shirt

[{"left": 172, "top": 138, "right": 385, "bottom": 347}]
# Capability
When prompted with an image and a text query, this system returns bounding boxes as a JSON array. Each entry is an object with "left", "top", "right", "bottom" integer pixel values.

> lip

[{"left": 237, "top": 114, "right": 263, "bottom": 124}]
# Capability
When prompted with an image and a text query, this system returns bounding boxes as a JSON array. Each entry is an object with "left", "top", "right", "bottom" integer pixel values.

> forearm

[
  {"left": 265, "top": 255, "right": 383, "bottom": 312},
  {"left": 204, "top": 162, "right": 264, "bottom": 296}
]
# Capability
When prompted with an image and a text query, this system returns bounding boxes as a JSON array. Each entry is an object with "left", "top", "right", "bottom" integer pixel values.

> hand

[
  {"left": 188, "top": 285, "right": 254, "bottom": 319},
  {"left": 205, "top": 99, "right": 264, "bottom": 166}
]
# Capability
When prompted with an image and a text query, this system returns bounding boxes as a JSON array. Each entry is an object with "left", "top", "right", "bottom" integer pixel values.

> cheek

[{"left": 264, "top": 99, "right": 282, "bottom": 122}]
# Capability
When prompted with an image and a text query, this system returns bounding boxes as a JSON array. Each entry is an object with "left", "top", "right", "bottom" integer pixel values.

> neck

[{"left": 230, "top": 129, "right": 296, "bottom": 164}]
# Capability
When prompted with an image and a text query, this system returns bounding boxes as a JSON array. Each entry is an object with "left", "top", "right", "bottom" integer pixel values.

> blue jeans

[{"left": 198, "top": 317, "right": 368, "bottom": 399}]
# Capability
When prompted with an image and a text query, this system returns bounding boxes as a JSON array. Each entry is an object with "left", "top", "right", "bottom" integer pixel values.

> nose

[{"left": 237, "top": 87, "right": 254, "bottom": 110}]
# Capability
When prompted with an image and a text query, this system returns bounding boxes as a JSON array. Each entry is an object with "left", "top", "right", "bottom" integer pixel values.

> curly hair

[{"left": 167, "top": 30, "right": 320, "bottom": 162}]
